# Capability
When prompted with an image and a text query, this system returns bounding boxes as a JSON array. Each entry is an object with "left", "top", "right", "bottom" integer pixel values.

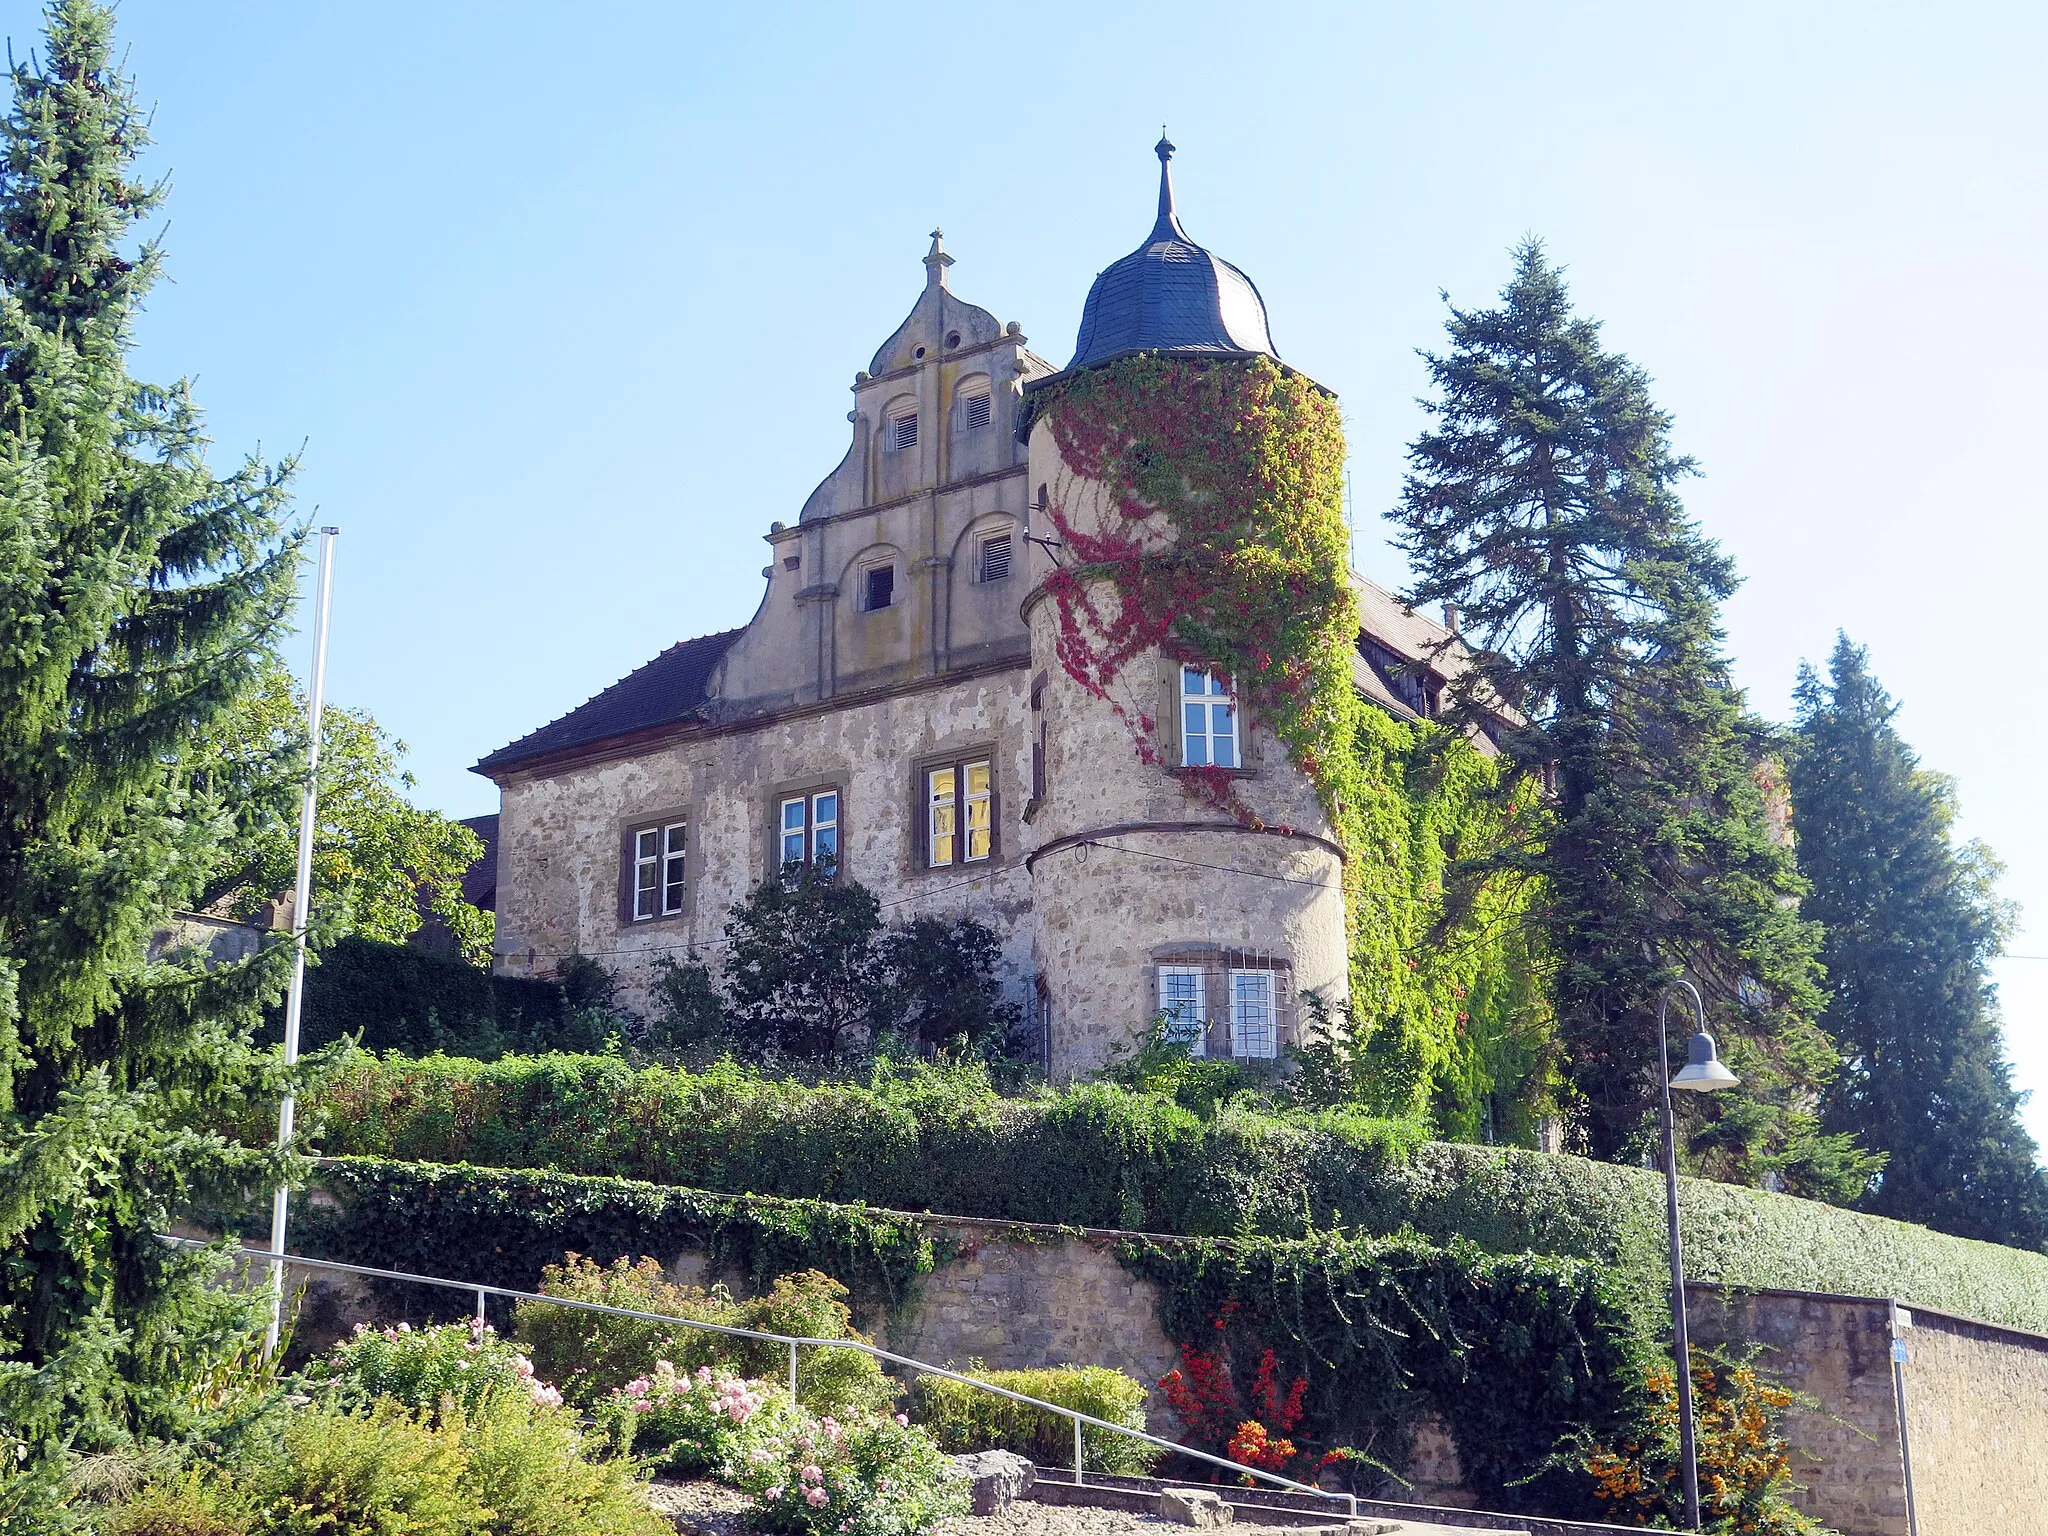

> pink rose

[
  {"left": 895, "top": 1413, "right": 909, "bottom": 1427},
  {"left": 763, "top": 1488, "right": 783, "bottom": 1503},
  {"left": 806, "top": 1487, "right": 829, "bottom": 1508}
]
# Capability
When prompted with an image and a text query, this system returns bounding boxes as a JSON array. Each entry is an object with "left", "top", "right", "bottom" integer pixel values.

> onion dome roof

[{"left": 1066, "top": 135, "right": 1278, "bottom": 372}]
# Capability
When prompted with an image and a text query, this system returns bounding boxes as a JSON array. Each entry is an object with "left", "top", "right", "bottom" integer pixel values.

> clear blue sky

[{"left": 23, "top": 2, "right": 2048, "bottom": 1140}]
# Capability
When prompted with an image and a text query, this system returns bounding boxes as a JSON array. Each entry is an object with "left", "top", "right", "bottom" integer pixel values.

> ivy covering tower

[
  {"left": 1791, "top": 636, "right": 2048, "bottom": 1249},
  {"left": 1392, "top": 242, "right": 1866, "bottom": 1195},
  {"left": 0, "top": 0, "right": 302, "bottom": 1449}
]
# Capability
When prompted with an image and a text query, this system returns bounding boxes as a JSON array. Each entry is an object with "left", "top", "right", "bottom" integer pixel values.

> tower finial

[
  {"left": 923, "top": 228, "right": 953, "bottom": 290},
  {"left": 1151, "top": 131, "right": 1183, "bottom": 240}
]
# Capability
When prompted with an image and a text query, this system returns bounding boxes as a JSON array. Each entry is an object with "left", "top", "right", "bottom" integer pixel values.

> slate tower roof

[{"left": 1066, "top": 136, "right": 1278, "bottom": 372}]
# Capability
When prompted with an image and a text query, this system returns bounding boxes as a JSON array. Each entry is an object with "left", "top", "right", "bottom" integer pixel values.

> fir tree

[
  {"left": 1790, "top": 636, "right": 2048, "bottom": 1248},
  {"left": 0, "top": 1, "right": 302, "bottom": 1450},
  {"left": 1392, "top": 242, "right": 1866, "bottom": 1195}
]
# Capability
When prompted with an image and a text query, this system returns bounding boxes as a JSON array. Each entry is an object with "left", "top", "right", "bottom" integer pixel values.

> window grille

[
  {"left": 978, "top": 533, "right": 1012, "bottom": 583},
  {"left": 889, "top": 412, "right": 918, "bottom": 451},
  {"left": 631, "top": 822, "right": 686, "bottom": 920},
  {"left": 927, "top": 759, "right": 992, "bottom": 867},
  {"left": 963, "top": 391, "right": 993, "bottom": 430},
  {"left": 1180, "top": 666, "right": 1239, "bottom": 768},
  {"left": 1158, "top": 966, "right": 1207, "bottom": 1055},
  {"left": 1230, "top": 969, "right": 1278, "bottom": 1059}
]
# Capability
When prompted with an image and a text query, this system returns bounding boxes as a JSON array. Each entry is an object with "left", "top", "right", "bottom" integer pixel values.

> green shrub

[
  {"left": 455, "top": 1390, "right": 667, "bottom": 1536},
  {"left": 102, "top": 1475, "right": 249, "bottom": 1536},
  {"left": 912, "top": 1363, "right": 1156, "bottom": 1475},
  {"left": 303, "top": 1050, "right": 2048, "bottom": 1333},
  {"left": 236, "top": 1401, "right": 474, "bottom": 1536},
  {"left": 732, "top": 1409, "right": 966, "bottom": 1536},
  {"left": 309, "top": 1318, "right": 563, "bottom": 1416},
  {"left": 513, "top": 1257, "right": 894, "bottom": 1419}
]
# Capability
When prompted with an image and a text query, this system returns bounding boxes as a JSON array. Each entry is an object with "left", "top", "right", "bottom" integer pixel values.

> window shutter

[
  {"left": 963, "top": 391, "right": 992, "bottom": 430},
  {"left": 890, "top": 412, "right": 918, "bottom": 451},
  {"left": 979, "top": 533, "right": 1012, "bottom": 583}
]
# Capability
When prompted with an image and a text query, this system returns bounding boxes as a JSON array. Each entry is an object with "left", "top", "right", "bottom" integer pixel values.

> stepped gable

[{"left": 474, "top": 628, "right": 743, "bottom": 773}]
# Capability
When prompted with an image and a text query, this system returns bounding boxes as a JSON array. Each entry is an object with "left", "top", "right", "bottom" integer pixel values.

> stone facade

[{"left": 478, "top": 223, "right": 1456, "bottom": 1078}]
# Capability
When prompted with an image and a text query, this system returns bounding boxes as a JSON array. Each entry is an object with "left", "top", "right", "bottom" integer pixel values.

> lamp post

[{"left": 1658, "top": 978, "right": 1739, "bottom": 1531}]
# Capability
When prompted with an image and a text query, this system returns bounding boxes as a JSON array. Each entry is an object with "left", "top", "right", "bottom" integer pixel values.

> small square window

[
  {"left": 1158, "top": 966, "right": 1207, "bottom": 1056},
  {"left": 865, "top": 566, "right": 895, "bottom": 611},
  {"left": 889, "top": 412, "right": 918, "bottom": 452},
  {"left": 963, "top": 391, "right": 992, "bottom": 430},
  {"left": 1180, "top": 666, "right": 1239, "bottom": 768},
  {"left": 978, "top": 533, "right": 1012, "bottom": 584}
]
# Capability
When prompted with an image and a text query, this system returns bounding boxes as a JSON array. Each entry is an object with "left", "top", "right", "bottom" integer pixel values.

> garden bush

[
  {"left": 311, "top": 1316, "right": 564, "bottom": 1415},
  {"left": 912, "top": 1363, "right": 1157, "bottom": 1475},
  {"left": 301, "top": 1052, "right": 2048, "bottom": 1333},
  {"left": 592, "top": 1363, "right": 802, "bottom": 1479},
  {"left": 730, "top": 1408, "right": 967, "bottom": 1536},
  {"left": 513, "top": 1256, "right": 897, "bottom": 1418}
]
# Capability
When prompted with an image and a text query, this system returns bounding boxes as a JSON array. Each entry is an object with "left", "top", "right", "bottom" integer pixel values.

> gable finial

[
  {"left": 923, "top": 228, "right": 954, "bottom": 291},
  {"left": 1152, "top": 131, "right": 1183, "bottom": 240}
]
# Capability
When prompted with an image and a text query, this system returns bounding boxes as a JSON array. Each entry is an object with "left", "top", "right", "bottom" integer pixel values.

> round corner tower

[{"left": 1021, "top": 138, "right": 1350, "bottom": 1079}]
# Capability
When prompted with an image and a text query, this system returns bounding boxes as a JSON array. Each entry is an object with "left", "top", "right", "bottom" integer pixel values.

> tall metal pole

[
  {"left": 265, "top": 525, "right": 338, "bottom": 1355},
  {"left": 1659, "top": 981, "right": 1705, "bottom": 1531}
]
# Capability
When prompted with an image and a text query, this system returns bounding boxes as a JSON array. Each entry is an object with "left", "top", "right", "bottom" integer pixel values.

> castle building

[{"left": 474, "top": 142, "right": 1476, "bottom": 1077}]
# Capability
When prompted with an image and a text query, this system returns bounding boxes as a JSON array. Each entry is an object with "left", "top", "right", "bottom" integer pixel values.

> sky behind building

[{"left": 24, "top": 0, "right": 2048, "bottom": 1142}]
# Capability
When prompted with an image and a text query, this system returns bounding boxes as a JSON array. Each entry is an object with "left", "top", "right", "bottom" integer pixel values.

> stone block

[
  {"left": 951, "top": 1450, "right": 1034, "bottom": 1516},
  {"left": 1157, "top": 1487, "right": 1233, "bottom": 1526}
]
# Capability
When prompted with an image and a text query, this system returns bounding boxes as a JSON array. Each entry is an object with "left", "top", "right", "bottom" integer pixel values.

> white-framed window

[
  {"left": 888, "top": 410, "right": 918, "bottom": 452},
  {"left": 961, "top": 387, "right": 993, "bottom": 430},
  {"left": 631, "top": 821, "right": 687, "bottom": 921},
  {"left": 1229, "top": 968, "right": 1277, "bottom": 1059},
  {"left": 978, "top": 532, "right": 1013, "bottom": 584},
  {"left": 1158, "top": 966, "right": 1207, "bottom": 1055},
  {"left": 1180, "top": 666, "right": 1239, "bottom": 768},
  {"left": 779, "top": 789, "right": 840, "bottom": 875},
  {"left": 864, "top": 565, "right": 896, "bottom": 611},
  {"left": 926, "top": 758, "right": 992, "bottom": 867}
]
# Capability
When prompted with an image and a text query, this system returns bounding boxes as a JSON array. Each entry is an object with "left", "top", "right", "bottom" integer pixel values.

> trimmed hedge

[
  {"left": 275, "top": 937, "right": 600, "bottom": 1056},
  {"left": 301, "top": 1157, "right": 944, "bottom": 1323},
  {"left": 302, "top": 1054, "right": 2048, "bottom": 1334}
]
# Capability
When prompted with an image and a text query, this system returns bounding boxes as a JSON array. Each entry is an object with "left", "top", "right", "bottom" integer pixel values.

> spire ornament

[
  {"left": 923, "top": 227, "right": 954, "bottom": 290},
  {"left": 1152, "top": 130, "right": 1185, "bottom": 241}
]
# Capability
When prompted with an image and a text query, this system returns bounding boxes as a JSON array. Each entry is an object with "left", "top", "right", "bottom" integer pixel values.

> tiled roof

[{"left": 474, "top": 628, "right": 744, "bottom": 776}]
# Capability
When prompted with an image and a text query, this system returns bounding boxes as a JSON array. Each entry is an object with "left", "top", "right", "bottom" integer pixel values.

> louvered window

[
  {"left": 889, "top": 412, "right": 918, "bottom": 451},
  {"left": 963, "top": 390, "right": 992, "bottom": 430},
  {"left": 978, "top": 533, "right": 1012, "bottom": 584}
]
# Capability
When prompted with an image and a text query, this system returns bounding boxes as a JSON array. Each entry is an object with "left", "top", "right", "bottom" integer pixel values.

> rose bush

[
  {"left": 734, "top": 1409, "right": 965, "bottom": 1536},
  {"left": 311, "top": 1316, "right": 564, "bottom": 1417},
  {"left": 594, "top": 1361, "right": 803, "bottom": 1479}
]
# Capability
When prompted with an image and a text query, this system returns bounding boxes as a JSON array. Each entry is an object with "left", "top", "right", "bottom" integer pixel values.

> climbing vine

[
  {"left": 1032, "top": 354, "right": 1360, "bottom": 828},
  {"left": 1032, "top": 355, "right": 1553, "bottom": 1130}
]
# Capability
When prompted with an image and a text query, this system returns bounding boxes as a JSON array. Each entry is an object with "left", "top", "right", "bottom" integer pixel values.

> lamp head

[{"left": 1670, "top": 1029, "right": 1740, "bottom": 1092}]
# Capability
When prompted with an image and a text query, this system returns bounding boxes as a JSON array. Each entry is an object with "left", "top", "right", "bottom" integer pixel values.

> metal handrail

[{"left": 164, "top": 1237, "right": 1358, "bottom": 1516}]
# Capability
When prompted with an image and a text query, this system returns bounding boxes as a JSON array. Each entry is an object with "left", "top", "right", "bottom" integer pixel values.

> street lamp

[{"left": 1658, "top": 979, "right": 1738, "bottom": 1531}]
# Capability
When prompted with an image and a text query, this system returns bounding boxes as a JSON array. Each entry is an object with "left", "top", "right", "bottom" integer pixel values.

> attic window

[
  {"left": 963, "top": 390, "right": 993, "bottom": 430},
  {"left": 865, "top": 565, "right": 896, "bottom": 611},
  {"left": 945, "top": 331, "right": 962, "bottom": 348},
  {"left": 889, "top": 412, "right": 919, "bottom": 452},
  {"left": 978, "top": 533, "right": 1012, "bottom": 584}
]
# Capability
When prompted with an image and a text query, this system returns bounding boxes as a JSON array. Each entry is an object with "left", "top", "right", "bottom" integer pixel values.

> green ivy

[
  {"left": 1123, "top": 1229, "right": 1647, "bottom": 1516},
  {"left": 300, "top": 1157, "right": 944, "bottom": 1323}
]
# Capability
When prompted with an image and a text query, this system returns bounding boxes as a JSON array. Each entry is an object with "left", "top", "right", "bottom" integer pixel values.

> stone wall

[{"left": 1687, "top": 1284, "right": 2048, "bottom": 1536}]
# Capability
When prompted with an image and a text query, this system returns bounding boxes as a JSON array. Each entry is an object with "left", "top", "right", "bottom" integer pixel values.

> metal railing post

[
  {"left": 475, "top": 1288, "right": 487, "bottom": 1326},
  {"left": 1073, "top": 1414, "right": 1084, "bottom": 1485},
  {"left": 789, "top": 1340, "right": 799, "bottom": 1401}
]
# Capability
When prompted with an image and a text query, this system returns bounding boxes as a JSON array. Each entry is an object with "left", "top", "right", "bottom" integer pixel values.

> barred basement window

[
  {"left": 978, "top": 533, "right": 1013, "bottom": 583},
  {"left": 889, "top": 411, "right": 918, "bottom": 451},
  {"left": 1158, "top": 966, "right": 1207, "bottom": 1056},
  {"left": 630, "top": 821, "right": 686, "bottom": 920}
]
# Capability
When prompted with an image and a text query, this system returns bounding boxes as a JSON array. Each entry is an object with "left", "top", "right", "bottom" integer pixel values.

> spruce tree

[
  {"left": 0, "top": 1, "right": 301, "bottom": 1450},
  {"left": 1392, "top": 242, "right": 1865, "bottom": 1195},
  {"left": 1791, "top": 636, "right": 2048, "bottom": 1248}
]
